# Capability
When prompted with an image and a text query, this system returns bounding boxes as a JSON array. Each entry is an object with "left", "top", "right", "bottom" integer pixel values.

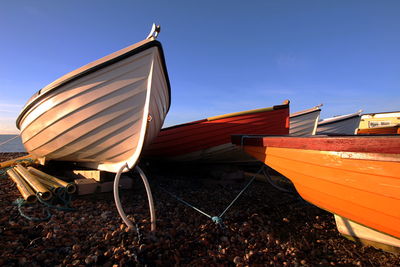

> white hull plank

[
  {"left": 317, "top": 111, "right": 362, "bottom": 135},
  {"left": 289, "top": 109, "right": 320, "bottom": 136},
  {"left": 317, "top": 116, "right": 361, "bottom": 135},
  {"left": 334, "top": 215, "right": 400, "bottom": 252}
]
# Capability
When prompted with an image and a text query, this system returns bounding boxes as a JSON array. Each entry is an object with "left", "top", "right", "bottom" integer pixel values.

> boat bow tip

[{"left": 146, "top": 23, "right": 161, "bottom": 40}]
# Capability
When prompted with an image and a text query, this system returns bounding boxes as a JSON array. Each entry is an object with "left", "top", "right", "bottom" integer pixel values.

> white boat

[
  {"left": 16, "top": 25, "right": 171, "bottom": 173},
  {"left": 317, "top": 110, "right": 362, "bottom": 135},
  {"left": 289, "top": 104, "right": 322, "bottom": 136}
]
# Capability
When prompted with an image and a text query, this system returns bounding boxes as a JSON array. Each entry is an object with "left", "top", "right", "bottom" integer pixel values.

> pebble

[
  {"left": 104, "top": 232, "right": 112, "bottom": 241},
  {"left": 233, "top": 256, "right": 243, "bottom": 265},
  {"left": 84, "top": 256, "right": 94, "bottom": 265}
]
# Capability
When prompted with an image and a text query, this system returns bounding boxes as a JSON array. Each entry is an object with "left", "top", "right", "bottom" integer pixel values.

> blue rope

[
  {"left": 13, "top": 198, "right": 51, "bottom": 222},
  {"left": 217, "top": 166, "right": 262, "bottom": 218},
  {"left": 159, "top": 186, "right": 213, "bottom": 219},
  {"left": 158, "top": 165, "right": 264, "bottom": 226},
  {"left": 0, "top": 158, "right": 35, "bottom": 177},
  {"left": 37, "top": 190, "right": 76, "bottom": 212}
]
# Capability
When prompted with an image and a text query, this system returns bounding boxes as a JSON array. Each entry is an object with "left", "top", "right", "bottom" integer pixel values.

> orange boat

[
  {"left": 231, "top": 135, "right": 400, "bottom": 249},
  {"left": 357, "top": 125, "right": 400, "bottom": 135}
]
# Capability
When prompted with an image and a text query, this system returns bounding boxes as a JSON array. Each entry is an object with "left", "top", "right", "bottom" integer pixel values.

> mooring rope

[
  {"left": 13, "top": 198, "right": 51, "bottom": 222},
  {"left": 262, "top": 167, "right": 291, "bottom": 193},
  {"left": 158, "top": 165, "right": 264, "bottom": 226},
  {"left": 159, "top": 186, "right": 213, "bottom": 220},
  {"left": 0, "top": 158, "right": 36, "bottom": 177},
  {"left": 12, "top": 184, "right": 75, "bottom": 222},
  {"left": 0, "top": 135, "right": 19, "bottom": 147},
  {"left": 36, "top": 190, "right": 76, "bottom": 212}
]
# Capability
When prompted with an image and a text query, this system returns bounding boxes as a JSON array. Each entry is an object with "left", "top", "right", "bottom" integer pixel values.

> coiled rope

[{"left": 13, "top": 198, "right": 51, "bottom": 222}]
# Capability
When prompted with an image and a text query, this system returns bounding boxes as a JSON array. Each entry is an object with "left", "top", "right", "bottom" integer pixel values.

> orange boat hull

[
  {"left": 357, "top": 126, "right": 400, "bottom": 135},
  {"left": 232, "top": 135, "right": 400, "bottom": 239}
]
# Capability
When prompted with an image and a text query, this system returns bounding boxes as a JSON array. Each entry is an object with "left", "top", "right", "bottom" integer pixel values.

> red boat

[
  {"left": 231, "top": 134, "right": 400, "bottom": 251},
  {"left": 144, "top": 101, "right": 290, "bottom": 162}
]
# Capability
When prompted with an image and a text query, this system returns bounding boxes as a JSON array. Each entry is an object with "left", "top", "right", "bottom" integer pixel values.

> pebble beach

[{"left": 0, "top": 152, "right": 399, "bottom": 266}]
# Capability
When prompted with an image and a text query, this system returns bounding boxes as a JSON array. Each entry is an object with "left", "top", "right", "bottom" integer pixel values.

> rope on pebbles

[{"left": 158, "top": 166, "right": 268, "bottom": 227}]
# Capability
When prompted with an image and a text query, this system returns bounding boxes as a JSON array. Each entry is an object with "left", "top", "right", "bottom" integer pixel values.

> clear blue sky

[{"left": 1, "top": 0, "right": 399, "bottom": 133}]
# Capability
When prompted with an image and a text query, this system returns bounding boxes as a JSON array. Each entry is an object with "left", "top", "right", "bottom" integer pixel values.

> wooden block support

[
  {"left": 74, "top": 176, "right": 133, "bottom": 195},
  {"left": 334, "top": 215, "right": 400, "bottom": 254},
  {"left": 71, "top": 170, "right": 111, "bottom": 182}
]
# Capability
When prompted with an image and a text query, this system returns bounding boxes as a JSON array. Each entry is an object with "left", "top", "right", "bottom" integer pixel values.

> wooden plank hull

[
  {"left": 144, "top": 103, "right": 290, "bottom": 162},
  {"left": 232, "top": 135, "right": 400, "bottom": 241},
  {"left": 334, "top": 215, "right": 400, "bottom": 253},
  {"left": 317, "top": 111, "right": 361, "bottom": 135},
  {"left": 289, "top": 106, "right": 321, "bottom": 136},
  {"left": 17, "top": 39, "right": 170, "bottom": 173}
]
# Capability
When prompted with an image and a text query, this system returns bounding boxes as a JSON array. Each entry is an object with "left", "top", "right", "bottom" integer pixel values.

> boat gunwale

[
  {"left": 290, "top": 107, "right": 321, "bottom": 119},
  {"left": 362, "top": 110, "right": 400, "bottom": 116},
  {"left": 231, "top": 134, "right": 400, "bottom": 154},
  {"left": 16, "top": 39, "right": 171, "bottom": 129},
  {"left": 318, "top": 111, "right": 361, "bottom": 126},
  {"left": 160, "top": 103, "right": 290, "bottom": 132}
]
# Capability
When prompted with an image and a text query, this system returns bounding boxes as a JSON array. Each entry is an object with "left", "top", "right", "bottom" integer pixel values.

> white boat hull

[
  {"left": 18, "top": 45, "right": 170, "bottom": 173},
  {"left": 317, "top": 116, "right": 361, "bottom": 135},
  {"left": 317, "top": 111, "right": 362, "bottom": 135},
  {"left": 289, "top": 108, "right": 321, "bottom": 136}
]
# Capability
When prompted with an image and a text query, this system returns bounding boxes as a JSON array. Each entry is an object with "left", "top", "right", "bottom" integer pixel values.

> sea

[{"left": 0, "top": 134, "right": 26, "bottom": 152}]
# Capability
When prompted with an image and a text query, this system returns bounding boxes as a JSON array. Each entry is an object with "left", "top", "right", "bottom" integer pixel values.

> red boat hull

[{"left": 144, "top": 103, "right": 289, "bottom": 161}]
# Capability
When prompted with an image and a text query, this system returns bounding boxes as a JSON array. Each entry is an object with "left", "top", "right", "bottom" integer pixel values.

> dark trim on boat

[
  {"left": 231, "top": 134, "right": 400, "bottom": 154},
  {"left": 273, "top": 103, "right": 290, "bottom": 110},
  {"left": 16, "top": 39, "right": 171, "bottom": 129},
  {"left": 160, "top": 103, "right": 290, "bottom": 131},
  {"left": 290, "top": 109, "right": 320, "bottom": 119},
  {"left": 161, "top": 119, "right": 208, "bottom": 131}
]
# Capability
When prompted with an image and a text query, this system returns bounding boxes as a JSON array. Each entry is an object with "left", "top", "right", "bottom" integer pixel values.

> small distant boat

[
  {"left": 357, "top": 125, "right": 400, "bottom": 135},
  {"left": 289, "top": 104, "right": 322, "bottom": 136},
  {"left": 359, "top": 111, "right": 400, "bottom": 129},
  {"left": 16, "top": 25, "right": 171, "bottom": 173},
  {"left": 232, "top": 134, "right": 400, "bottom": 249},
  {"left": 317, "top": 110, "right": 362, "bottom": 135},
  {"left": 144, "top": 101, "right": 290, "bottom": 162}
]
